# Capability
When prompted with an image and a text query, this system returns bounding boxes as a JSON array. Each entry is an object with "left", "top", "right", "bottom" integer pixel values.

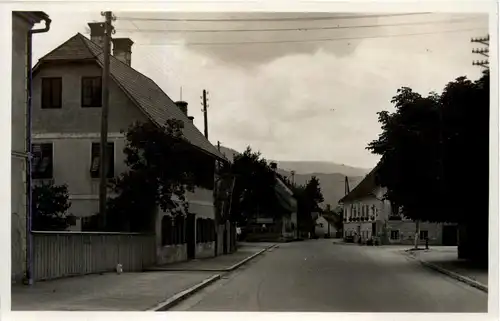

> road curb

[
  {"left": 404, "top": 252, "right": 488, "bottom": 293},
  {"left": 148, "top": 274, "right": 222, "bottom": 311},
  {"left": 225, "top": 244, "right": 278, "bottom": 272},
  {"left": 148, "top": 244, "right": 277, "bottom": 311}
]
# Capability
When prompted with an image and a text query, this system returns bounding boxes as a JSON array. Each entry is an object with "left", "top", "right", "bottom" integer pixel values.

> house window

[
  {"left": 90, "top": 142, "right": 114, "bottom": 178},
  {"left": 390, "top": 230, "right": 400, "bottom": 240},
  {"left": 81, "top": 77, "right": 102, "bottom": 107},
  {"left": 419, "top": 230, "right": 429, "bottom": 240},
  {"left": 31, "top": 143, "right": 53, "bottom": 179},
  {"left": 41, "top": 78, "right": 62, "bottom": 109}
]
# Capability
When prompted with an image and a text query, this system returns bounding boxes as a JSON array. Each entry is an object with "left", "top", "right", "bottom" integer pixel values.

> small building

[
  {"left": 315, "top": 213, "right": 337, "bottom": 238},
  {"left": 30, "top": 24, "right": 228, "bottom": 264},
  {"left": 245, "top": 175, "right": 298, "bottom": 241},
  {"left": 11, "top": 11, "right": 51, "bottom": 284},
  {"left": 339, "top": 165, "right": 453, "bottom": 245}
]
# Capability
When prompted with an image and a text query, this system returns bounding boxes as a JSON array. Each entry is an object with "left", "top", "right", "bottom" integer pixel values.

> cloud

[{"left": 32, "top": 12, "right": 488, "bottom": 168}]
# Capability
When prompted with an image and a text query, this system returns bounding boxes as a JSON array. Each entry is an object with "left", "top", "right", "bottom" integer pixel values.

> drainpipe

[{"left": 26, "top": 16, "right": 51, "bottom": 285}]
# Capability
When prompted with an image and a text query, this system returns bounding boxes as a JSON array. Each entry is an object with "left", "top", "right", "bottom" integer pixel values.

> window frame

[
  {"left": 31, "top": 143, "right": 54, "bottom": 179},
  {"left": 90, "top": 142, "right": 115, "bottom": 179},
  {"left": 41, "top": 77, "right": 63, "bottom": 109},
  {"left": 419, "top": 230, "right": 429, "bottom": 240},
  {"left": 390, "top": 230, "right": 400, "bottom": 240},
  {"left": 81, "top": 76, "right": 103, "bottom": 108}
]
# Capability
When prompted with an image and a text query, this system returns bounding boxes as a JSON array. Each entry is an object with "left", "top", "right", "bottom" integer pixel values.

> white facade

[{"left": 315, "top": 215, "right": 336, "bottom": 237}]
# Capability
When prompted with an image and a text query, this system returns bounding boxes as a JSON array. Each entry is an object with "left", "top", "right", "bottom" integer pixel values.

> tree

[
  {"left": 367, "top": 71, "right": 489, "bottom": 260},
  {"left": 291, "top": 177, "right": 324, "bottom": 236},
  {"left": 329, "top": 205, "right": 344, "bottom": 232},
  {"left": 32, "top": 183, "right": 73, "bottom": 231},
  {"left": 305, "top": 176, "right": 324, "bottom": 208},
  {"left": 106, "top": 119, "right": 197, "bottom": 232},
  {"left": 228, "top": 147, "right": 279, "bottom": 225}
]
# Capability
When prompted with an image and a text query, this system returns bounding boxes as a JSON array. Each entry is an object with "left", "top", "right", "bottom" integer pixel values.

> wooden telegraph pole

[
  {"left": 202, "top": 89, "right": 209, "bottom": 139},
  {"left": 99, "top": 11, "right": 114, "bottom": 229}
]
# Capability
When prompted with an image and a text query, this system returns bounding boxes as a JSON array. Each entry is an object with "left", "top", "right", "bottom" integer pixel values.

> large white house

[
  {"left": 30, "top": 23, "right": 229, "bottom": 264},
  {"left": 339, "top": 165, "right": 455, "bottom": 245}
]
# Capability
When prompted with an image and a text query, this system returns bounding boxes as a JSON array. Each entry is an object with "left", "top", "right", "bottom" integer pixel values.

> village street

[{"left": 171, "top": 240, "right": 488, "bottom": 312}]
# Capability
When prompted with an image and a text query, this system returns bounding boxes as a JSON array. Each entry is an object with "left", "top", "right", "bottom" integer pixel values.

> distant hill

[{"left": 215, "top": 145, "right": 367, "bottom": 206}]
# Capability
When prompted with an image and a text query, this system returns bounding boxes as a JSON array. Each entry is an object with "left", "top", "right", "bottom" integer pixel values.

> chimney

[
  {"left": 112, "top": 38, "right": 134, "bottom": 66},
  {"left": 175, "top": 101, "right": 188, "bottom": 115},
  {"left": 88, "top": 22, "right": 105, "bottom": 48}
]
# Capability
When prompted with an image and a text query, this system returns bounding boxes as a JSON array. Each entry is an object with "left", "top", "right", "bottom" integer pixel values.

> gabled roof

[
  {"left": 35, "top": 33, "right": 226, "bottom": 161},
  {"left": 338, "top": 163, "right": 380, "bottom": 203}
]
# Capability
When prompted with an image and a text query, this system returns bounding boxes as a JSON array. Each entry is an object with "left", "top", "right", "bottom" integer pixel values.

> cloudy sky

[{"left": 32, "top": 12, "right": 488, "bottom": 169}]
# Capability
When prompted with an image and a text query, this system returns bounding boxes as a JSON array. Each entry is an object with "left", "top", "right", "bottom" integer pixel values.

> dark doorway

[
  {"left": 372, "top": 222, "right": 376, "bottom": 236},
  {"left": 442, "top": 225, "right": 458, "bottom": 246},
  {"left": 186, "top": 213, "right": 196, "bottom": 259}
]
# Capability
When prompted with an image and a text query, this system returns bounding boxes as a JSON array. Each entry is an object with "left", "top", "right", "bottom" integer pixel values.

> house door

[
  {"left": 442, "top": 225, "right": 458, "bottom": 246},
  {"left": 186, "top": 213, "right": 196, "bottom": 259},
  {"left": 372, "top": 222, "right": 376, "bottom": 237}
]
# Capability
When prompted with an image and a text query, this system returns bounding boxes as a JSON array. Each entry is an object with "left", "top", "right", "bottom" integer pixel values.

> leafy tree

[
  {"left": 32, "top": 183, "right": 73, "bottom": 231},
  {"left": 229, "top": 147, "right": 279, "bottom": 225},
  {"left": 292, "top": 177, "right": 324, "bottom": 236},
  {"left": 106, "top": 119, "right": 197, "bottom": 232},
  {"left": 328, "top": 205, "right": 344, "bottom": 232},
  {"left": 305, "top": 176, "right": 324, "bottom": 208},
  {"left": 367, "top": 88, "right": 443, "bottom": 222},
  {"left": 367, "top": 71, "right": 489, "bottom": 261}
]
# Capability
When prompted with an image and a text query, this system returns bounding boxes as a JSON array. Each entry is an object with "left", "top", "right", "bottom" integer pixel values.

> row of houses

[
  {"left": 339, "top": 166, "right": 458, "bottom": 246},
  {"left": 11, "top": 12, "right": 236, "bottom": 284}
]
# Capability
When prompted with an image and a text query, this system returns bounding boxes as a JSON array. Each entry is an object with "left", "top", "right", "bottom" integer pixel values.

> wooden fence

[{"left": 32, "top": 231, "right": 156, "bottom": 281}]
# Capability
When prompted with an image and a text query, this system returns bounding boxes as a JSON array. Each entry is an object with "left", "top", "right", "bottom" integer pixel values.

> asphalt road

[{"left": 171, "top": 239, "right": 488, "bottom": 312}]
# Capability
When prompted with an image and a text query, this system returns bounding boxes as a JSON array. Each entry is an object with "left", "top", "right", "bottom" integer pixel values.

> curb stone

[
  {"left": 404, "top": 251, "right": 488, "bottom": 293},
  {"left": 225, "top": 244, "right": 278, "bottom": 272},
  {"left": 148, "top": 274, "right": 221, "bottom": 311},
  {"left": 149, "top": 244, "right": 278, "bottom": 311}
]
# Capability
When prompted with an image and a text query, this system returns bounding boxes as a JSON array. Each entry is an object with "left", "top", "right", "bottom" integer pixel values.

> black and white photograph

[{"left": 5, "top": 4, "right": 496, "bottom": 317}]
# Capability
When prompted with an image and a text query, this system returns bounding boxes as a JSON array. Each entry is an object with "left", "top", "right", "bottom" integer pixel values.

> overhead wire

[
  {"left": 116, "top": 12, "right": 433, "bottom": 22},
  {"left": 129, "top": 27, "right": 487, "bottom": 46},
  {"left": 113, "top": 17, "right": 483, "bottom": 34}
]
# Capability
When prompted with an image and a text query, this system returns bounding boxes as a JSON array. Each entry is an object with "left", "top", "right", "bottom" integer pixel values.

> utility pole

[
  {"left": 471, "top": 35, "right": 489, "bottom": 70},
  {"left": 99, "top": 11, "right": 114, "bottom": 229},
  {"left": 291, "top": 170, "right": 295, "bottom": 186},
  {"left": 201, "top": 89, "right": 209, "bottom": 139}
]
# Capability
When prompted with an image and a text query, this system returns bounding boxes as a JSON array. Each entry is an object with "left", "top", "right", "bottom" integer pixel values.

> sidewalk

[
  {"left": 12, "top": 271, "right": 216, "bottom": 311},
  {"left": 404, "top": 246, "right": 488, "bottom": 291},
  {"left": 12, "top": 242, "right": 277, "bottom": 311},
  {"left": 147, "top": 242, "right": 276, "bottom": 272}
]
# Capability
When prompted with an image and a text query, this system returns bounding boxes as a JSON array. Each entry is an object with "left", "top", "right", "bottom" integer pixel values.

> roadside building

[
  {"left": 30, "top": 23, "right": 228, "bottom": 264},
  {"left": 11, "top": 11, "right": 51, "bottom": 284},
  {"left": 339, "top": 165, "right": 455, "bottom": 245}
]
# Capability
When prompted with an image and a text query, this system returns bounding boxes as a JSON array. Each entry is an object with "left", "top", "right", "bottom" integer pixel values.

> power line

[
  {"left": 114, "top": 17, "right": 481, "bottom": 34},
  {"left": 116, "top": 12, "right": 433, "bottom": 23},
  {"left": 133, "top": 27, "right": 485, "bottom": 47}
]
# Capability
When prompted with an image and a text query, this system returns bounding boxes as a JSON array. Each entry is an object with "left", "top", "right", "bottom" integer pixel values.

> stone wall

[
  {"left": 196, "top": 241, "right": 215, "bottom": 258},
  {"left": 156, "top": 244, "right": 187, "bottom": 265}
]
